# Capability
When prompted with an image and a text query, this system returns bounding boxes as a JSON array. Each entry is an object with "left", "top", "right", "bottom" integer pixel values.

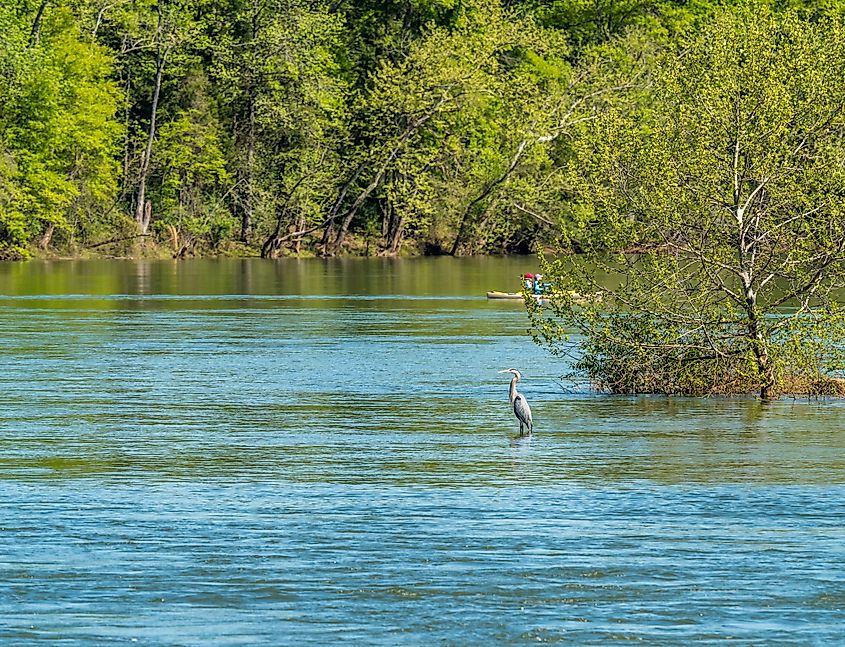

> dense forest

[{"left": 0, "top": 0, "right": 842, "bottom": 259}]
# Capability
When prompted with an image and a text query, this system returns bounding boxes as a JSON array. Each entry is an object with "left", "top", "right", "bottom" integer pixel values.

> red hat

[{"left": 524, "top": 273, "right": 534, "bottom": 278}]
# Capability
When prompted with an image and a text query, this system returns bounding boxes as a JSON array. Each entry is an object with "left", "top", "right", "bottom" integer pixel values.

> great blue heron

[{"left": 498, "top": 368, "right": 533, "bottom": 435}]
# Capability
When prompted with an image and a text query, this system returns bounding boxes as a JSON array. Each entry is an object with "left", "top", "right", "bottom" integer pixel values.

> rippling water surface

[{"left": 2, "top": 258, "right": 844, "bottom": 645}]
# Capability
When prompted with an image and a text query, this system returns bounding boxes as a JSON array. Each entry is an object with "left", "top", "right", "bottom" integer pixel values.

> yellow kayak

[
  {"left": 486, "top": 291, "right": 552, "bottom": 301},
  {"left": 486, "top": 291, "right": 524, "bottom": 299},
  {"left": 486, "top": 290, "right": 595, "bottom": 303}
]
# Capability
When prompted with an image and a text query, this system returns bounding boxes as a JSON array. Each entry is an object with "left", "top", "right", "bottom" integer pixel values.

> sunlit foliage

[{"left": 531, "top": 5, "right": 845, "bottom": 399}]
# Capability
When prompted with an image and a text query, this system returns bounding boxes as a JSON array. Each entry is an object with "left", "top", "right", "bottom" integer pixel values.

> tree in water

[{"left": 530, "top": 7, "right": 845, "bottom": 399}]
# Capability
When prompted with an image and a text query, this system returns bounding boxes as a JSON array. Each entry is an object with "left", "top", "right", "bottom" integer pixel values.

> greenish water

[{"left": 1, "top": 258, "right": 844, "bottom": 645}]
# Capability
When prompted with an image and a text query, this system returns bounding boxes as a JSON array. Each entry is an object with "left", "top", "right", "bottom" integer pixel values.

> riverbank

[
  {"left": 16, "top": 237, "right": 405, "bottom": 262},
  {"left": 15, "top": 232, "right": 549, "bottom": 262}
]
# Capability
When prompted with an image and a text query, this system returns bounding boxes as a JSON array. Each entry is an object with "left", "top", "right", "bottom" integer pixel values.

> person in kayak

[{"left": 523, "top": 273, "right": 534, "bottom": 291}]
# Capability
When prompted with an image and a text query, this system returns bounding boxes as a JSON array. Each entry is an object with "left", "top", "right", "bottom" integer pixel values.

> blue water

[{"left": 1, "top": 259, "right": 844, "bottom": 644}]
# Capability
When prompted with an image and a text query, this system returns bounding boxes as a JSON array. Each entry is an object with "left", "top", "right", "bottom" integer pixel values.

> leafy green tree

[
  {"left": 526, "top": 0, "right": 656, "bottom": 48},
  {"left": 93, "top": 0, "right": 215, "bottom": 244},
  {"left": 322, "top": 0, "right": 590, "bottom": 256},
  {"left": 0, "top": 2, "right": 122, "bottom": 257},
  {"left": 152, "top": 105, "right": 229, "bottom": 253},
  {"left": 531, "top": 6, "right": 845, "bottom": 399},
  {"left": 205, "top": 0, "right": 348, "bottom": 255}
]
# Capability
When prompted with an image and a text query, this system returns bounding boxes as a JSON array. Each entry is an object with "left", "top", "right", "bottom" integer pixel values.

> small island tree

[{"left": 530, "top": 6, "right": 845, "bottom": 400}]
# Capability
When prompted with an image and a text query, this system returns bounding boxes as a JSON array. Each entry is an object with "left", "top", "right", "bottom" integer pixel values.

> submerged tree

[{"left": 530, "top": 7, "right": 845, "bottom": 400}]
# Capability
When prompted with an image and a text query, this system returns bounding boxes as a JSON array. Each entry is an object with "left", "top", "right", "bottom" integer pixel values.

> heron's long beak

[{"left": 498, "top": 369, "right": 511, "bottom": 374}]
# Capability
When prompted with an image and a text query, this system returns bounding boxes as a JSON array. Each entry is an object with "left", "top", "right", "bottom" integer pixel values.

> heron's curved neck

[{"left": 509, "top": 376, "right": 519, "bottom": 404}]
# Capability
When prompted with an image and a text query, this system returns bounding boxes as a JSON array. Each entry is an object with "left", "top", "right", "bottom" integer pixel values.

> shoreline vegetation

[
  {"left": 21, "top": 234, "right": 561, "bottom": 260},
  {"left": 3, "top": 0, "right": 841, "bottom": 264},
  {"left": 2, "top": 0, "right": 604, "bottom": 263}
]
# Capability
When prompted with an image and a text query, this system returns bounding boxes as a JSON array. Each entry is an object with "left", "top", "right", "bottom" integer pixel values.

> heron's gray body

[
  {"left": 513, "top": 393, "right": 533, "bottom": 435},
  {"left": 500, "top": 368, "right": 533, "bottom": 435}
]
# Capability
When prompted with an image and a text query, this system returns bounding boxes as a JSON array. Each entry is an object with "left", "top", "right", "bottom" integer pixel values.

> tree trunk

[
  {"left": 750, "top": 319, "right": 775, "bottom": 400},
  {"left": 381, "top": 197, "right": 404, "bottom": 255},
  {"left": 450, "top": 211, "right": 471, "bottom": 256},
  {"left": 240, "top": 0, "right": 258, "bottom": 244},
  {"left": 261, "top": 202, "right": 287, "bottom": 259},
  {"left": 174, "top": 234, "right": 196, "bottom": 259},
  {"left": 451, "top": 140, "right": 529, "bottom": 255},
  {"left": 38, "top": 223, "right": 54, "bottom": 250},
  {"left": 293, "top": 214, "right": 305, "bottom": 255},
  {"left": 134, "top": 8, "right": 167, "bottom": 234},
  {"left": 388, "top": 214, "right": 404, "bottom": 254},
  {"left": 238, "top": 86, "right": 255, "bottom": 243},
  {"left": 329, "top": 165, "right": 390, "bottom": 255},
  {"left": 240, "top": 88, "right": 255, "bottom": 243},
  {"left": 236, "top": 0, "right": 261, "bottom": 243},
  {"left": 459, "top": 199, "right": 498, "bottom": 255},
  {"left": 752, "top": 329, "right": 775, "bottom": 400},
  {"left": 320, "top": 165, "right": 362, "bottom": 251},
  {"left": 122, "top": 70, "right": 132, "bottom": 187},
  {"left": 29, "top": 0, "right": 49, "bottom": 47},
  {"left": 380, "top": 197, "right": 390, "bottom": 241},
  {"left": 140, "top": 200, "right": 152, "bottom": 239},
  {"left": 320, "top": 219, "right": 335, "bottom": 250},
  {"left": 745, "top": 290, "right": 776, "bottom": 400}
]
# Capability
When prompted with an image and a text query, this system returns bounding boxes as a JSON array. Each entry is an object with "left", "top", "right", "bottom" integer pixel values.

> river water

[{"left": 1, "top": 258, "right": 844, "bottom": 645}]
